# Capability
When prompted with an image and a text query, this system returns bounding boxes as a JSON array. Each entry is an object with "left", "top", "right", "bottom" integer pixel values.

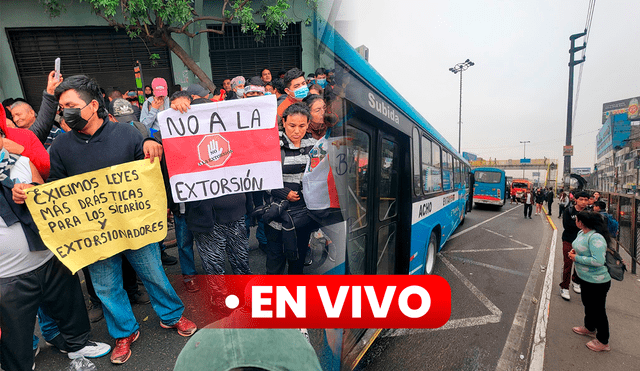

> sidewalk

[{"left": 541, "top": 211, "right": 640, "bottom": 370}]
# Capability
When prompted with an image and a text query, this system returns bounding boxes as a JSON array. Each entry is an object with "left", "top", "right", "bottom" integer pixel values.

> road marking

[
  {"left": 482, "top": 228, "right": 534, "bottom": 248},
  {"left": 495, "top": 221, "right": 551, "bottom": 370},
  {"left": 448, "top": 246, "right": 533, "bottom": 253},
  {"left": 443, "top": 254, "right": 527, "bottom": 277},
  {"left": 529, "top": 217, "right": 558, "bottom": 371},
  {"left": 449, "top": 205, "right": 521, "bottom": 241},
  {"left": 383, "top": 255, "right": 502, "bottom": 338}
]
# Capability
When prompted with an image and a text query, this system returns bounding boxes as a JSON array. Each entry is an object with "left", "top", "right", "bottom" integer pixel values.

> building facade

[{"left": 0, "top": 0, "right": 323, "bottom": 106}]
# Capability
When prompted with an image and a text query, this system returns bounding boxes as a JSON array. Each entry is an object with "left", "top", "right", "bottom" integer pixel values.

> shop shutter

[
  {"left": 207, "top": 22, "right": 302, "bottom": 85},
  {"left": 6, "top": 26, "right": 173, "bottom": 111}
]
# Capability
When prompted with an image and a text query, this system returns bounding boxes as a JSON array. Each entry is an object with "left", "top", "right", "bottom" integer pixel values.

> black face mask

[{"left": 63, "top": 103, "right": 94, "bottom": 131}]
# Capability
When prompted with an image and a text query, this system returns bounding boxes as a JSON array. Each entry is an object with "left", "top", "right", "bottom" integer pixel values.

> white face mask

[{"left": 235, "top": 88, "right": 245, "bottom": 97}]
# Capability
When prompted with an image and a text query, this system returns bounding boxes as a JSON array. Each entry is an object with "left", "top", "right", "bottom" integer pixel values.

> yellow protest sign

[{"left": 25, "top": 159, "right": 167, "bottom": 274}]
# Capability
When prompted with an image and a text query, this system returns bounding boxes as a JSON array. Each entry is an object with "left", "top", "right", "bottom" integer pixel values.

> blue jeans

[
  {"left": 87, "top": 243, "right": 184, "bottom": 339},
  {"left": 174, "top": 214, "right": 196, "bottom": 276},
  {"left": 256, "top": 221, "right": 267, "bottom": 245},
  {"left": 33, "top": 306, "right": 61, "bottom": 349}
]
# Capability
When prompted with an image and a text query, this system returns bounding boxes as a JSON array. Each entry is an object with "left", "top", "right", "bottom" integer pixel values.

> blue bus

[
  {"left": 471, "top": 167, "right": 507, "bottom": 207},
  {"left": 298, "top": 17, "right": 473, "bottom": 370}
]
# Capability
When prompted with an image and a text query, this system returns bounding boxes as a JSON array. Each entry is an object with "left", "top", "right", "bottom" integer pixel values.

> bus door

[
  {"left": 344, "top": 120, "right": 402, "bottom": 275},
  {"left": 373, "top": 132, "right": 401, "bottom": 275}
]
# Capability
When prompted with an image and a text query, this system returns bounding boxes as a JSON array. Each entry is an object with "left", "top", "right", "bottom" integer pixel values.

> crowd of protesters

[{"left": 1, "top": 65, "right": 339, "bottom": 370}]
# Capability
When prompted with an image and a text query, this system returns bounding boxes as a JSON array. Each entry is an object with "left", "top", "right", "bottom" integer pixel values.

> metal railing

[{"left": 595, "top": 191, "right": 638, "bottom": 274}]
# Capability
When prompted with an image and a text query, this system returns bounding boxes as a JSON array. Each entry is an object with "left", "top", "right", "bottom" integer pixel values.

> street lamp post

[
  {"left": 520, "top": 141, "right": 530, "bottom": 178},
  {"left": 449, "top": 59, "right": 474, "bottom": 153}
]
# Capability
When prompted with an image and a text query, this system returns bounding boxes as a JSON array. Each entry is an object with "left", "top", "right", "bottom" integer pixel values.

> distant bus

[{"left": 472, "top": 168, "right": 506, "bottom": 207}]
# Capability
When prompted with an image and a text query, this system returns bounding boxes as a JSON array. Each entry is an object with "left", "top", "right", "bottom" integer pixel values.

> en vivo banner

[
  {"left": 25, "top": 160, "right": 167, "bottom": 274},
  {"left": 157, "top": 95, "right": 283, "bottom": 203}
]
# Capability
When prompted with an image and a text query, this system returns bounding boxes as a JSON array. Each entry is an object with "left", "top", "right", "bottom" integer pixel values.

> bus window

[
  {"left": 421, "top": 136, "right": 431, "bottom": 194},
  {"left": 346, "top": 125, "right": 370, "bottom": 276},
  {"left": 432, "top": 143, "right": 442, "bottom": 192},
  {"left": 442, "top": 152, "right": 453, "bottom": 191},
  {"left": 379, "top": 139, "right": 398, "bottom": 220},
  {"left": 454, "top": 159, "right": 460, "bottom": 189},
  {"left": 464, "top": 165, "right": 470, "bottom": 188},
  {"left": 412, "top": 128, "right": 422, "bottom": 196},
  {"left": 377, "top": 223, "right": 396, "bottom": 274},
  {"left": 346, "top": 126, "right": 370, "bottom": 232}
]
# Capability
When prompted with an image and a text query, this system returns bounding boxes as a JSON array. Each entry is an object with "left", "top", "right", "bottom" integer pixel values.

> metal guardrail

[{"left": 595, "top": 191, "right": 638, "bottom": 274}]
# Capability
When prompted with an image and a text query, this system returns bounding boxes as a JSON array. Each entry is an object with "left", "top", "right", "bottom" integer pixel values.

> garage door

[
  {"left": 6, "top": 26, "right": 174, "bottom": 111},
  {"left": 207, "top": 22, "right": 302, "bottom": 85}
]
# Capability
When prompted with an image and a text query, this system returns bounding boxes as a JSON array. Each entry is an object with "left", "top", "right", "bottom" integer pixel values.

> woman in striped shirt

[{"left": 264, "top": 103, "right": 317, "bottom": 274}]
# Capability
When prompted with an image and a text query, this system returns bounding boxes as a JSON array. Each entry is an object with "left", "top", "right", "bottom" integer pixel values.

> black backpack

[{"left": 605, "top": 247, "right": 626, "bottom": 281}]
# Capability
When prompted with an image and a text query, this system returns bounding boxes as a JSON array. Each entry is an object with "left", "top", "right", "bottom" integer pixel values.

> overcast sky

[{"left": 333, "top": 0, "right": 636, "bottom": 179}]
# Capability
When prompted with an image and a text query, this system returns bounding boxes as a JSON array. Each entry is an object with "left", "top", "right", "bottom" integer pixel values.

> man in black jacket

[
  {"left": 13, "top": 75, "right": 197, "bottom": 365},
  {"left": 560, "top": 191, "right": 589, "bottom": 300},
  {"left": 545, "top": 187, "right": 554, "bottom": 215}
]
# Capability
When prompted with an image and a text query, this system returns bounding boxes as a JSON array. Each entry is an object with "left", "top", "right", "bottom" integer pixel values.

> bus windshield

[
  {"left": 475, "top": 171, "right": 502, "bottom": 184},
  {"left": 512, "top": 182, "right": 529, "bottom": 188}
]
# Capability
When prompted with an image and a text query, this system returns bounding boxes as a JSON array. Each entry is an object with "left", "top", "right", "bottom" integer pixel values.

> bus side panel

[{"left": 409, "top": 190, "right": 465, "bottom": 275}]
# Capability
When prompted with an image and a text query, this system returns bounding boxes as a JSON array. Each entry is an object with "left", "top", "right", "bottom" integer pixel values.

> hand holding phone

[{"left": 54, "top": 58, "right": 61, "bottom": 81}]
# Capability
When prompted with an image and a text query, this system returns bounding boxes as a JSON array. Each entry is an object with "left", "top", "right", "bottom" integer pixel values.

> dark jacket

[
  {"left": 546, "top": 190, "right": 554, "bottom": 203},
  {"left": 562, "top": 205, "right": 583, "bottom": 242},
  {"left": 185, "top": 194, "right": 253, "bottom": 233},
  {"left": 29, "top": 90, "right": 59, "bottom": 144},
  {"left": 48, "top": 119, "right": 150, "bottom": 180}
]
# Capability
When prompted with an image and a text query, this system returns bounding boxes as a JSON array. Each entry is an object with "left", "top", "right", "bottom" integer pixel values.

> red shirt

[{"left": 1, "top": 108, "right": 50, "bottom": 180}]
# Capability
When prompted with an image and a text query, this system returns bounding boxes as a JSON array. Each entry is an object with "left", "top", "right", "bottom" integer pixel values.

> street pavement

[{"left": 27, "top": 204, "right": 640, "bottom": 370}]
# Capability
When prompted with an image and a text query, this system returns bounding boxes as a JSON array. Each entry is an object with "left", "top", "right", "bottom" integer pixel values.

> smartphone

[{"left": 54, "top": 57, "right": 61, "bottom": 81}]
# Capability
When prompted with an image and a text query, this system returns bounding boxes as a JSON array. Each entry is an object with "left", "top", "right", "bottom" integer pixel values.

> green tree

[{"left": 40, "top": 0, "right": 314, "bottom": 91}]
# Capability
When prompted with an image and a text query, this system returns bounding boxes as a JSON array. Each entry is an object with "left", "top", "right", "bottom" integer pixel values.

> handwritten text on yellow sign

[{"left": 25, "top": 160, "right": 167, "bottom": 273}]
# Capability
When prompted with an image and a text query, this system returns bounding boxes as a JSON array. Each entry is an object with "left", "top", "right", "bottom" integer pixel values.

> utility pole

[{"left": 564, "top": 29, "right": 587, "bottom": 191}]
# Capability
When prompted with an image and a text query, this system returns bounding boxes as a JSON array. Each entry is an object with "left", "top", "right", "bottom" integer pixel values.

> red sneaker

[
  {"left": 160, "top": 316, "right": 197, "bottom": 337},
  {"left": 183, "top": 276, "right": 200, "bottom": 293},
  {"left": 110, "top": 331, "right": 139, "bottom": 364}
]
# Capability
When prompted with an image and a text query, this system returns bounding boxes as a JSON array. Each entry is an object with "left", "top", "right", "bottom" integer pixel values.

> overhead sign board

[
  {"left": 603, "top": 97, "right": 640, "bottom": 124},
  {"left": 520, "top": 158, "right": 531, "bottom": 164}
]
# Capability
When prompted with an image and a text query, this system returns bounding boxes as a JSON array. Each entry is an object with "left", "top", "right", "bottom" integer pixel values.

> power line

[{"left": 572, "top": 0, "right": 597, "bottom": 124}]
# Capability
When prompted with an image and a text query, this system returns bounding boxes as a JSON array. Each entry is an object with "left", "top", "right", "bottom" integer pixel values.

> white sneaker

[
  {"left": 67, "top": 341, "right": 111, "bottom": 359},
  {"left": 560, "top": 288, "right": 570, "bottom": 301},
  {"left": 573, "top": 282, "right": 581, "bottom": 294}
]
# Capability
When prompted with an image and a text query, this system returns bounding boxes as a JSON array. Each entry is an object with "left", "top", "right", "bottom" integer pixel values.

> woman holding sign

[{"left": 263, "top": 103, "right": 318, "bottom": 274}]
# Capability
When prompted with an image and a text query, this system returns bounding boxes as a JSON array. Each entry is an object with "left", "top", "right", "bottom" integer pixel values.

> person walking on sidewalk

[
  {"left": 546, "top": 187, "right": 554, "bottom": 215},
  {"left": 558, "top": 191, "right": 569, "bottom": 219},
  {"left": 560, "top": 191, "right": 589, "bottom": 300},
  {"left": 524, "top": 189, "right": 533, "bottom": 219},
  {"left": 568, "top": 211, "right": 612, "bottom": 352},
  {"left": 534, "top": 188, "right": 545, "bottom": 215}
]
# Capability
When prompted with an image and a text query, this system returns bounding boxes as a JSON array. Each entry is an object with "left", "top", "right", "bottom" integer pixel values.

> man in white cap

[{"left": 140, "top": 77, "right": 171, "bottom": 133}]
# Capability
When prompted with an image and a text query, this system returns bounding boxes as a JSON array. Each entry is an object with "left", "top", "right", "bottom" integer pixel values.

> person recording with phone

[{"left": 140, "top": 77, "right": 171, "bottom": 134}]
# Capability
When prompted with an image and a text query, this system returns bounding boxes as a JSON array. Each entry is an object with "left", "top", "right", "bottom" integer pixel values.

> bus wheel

[{"left": 425, "top": 232, "right": 438, "bottom": 274}]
